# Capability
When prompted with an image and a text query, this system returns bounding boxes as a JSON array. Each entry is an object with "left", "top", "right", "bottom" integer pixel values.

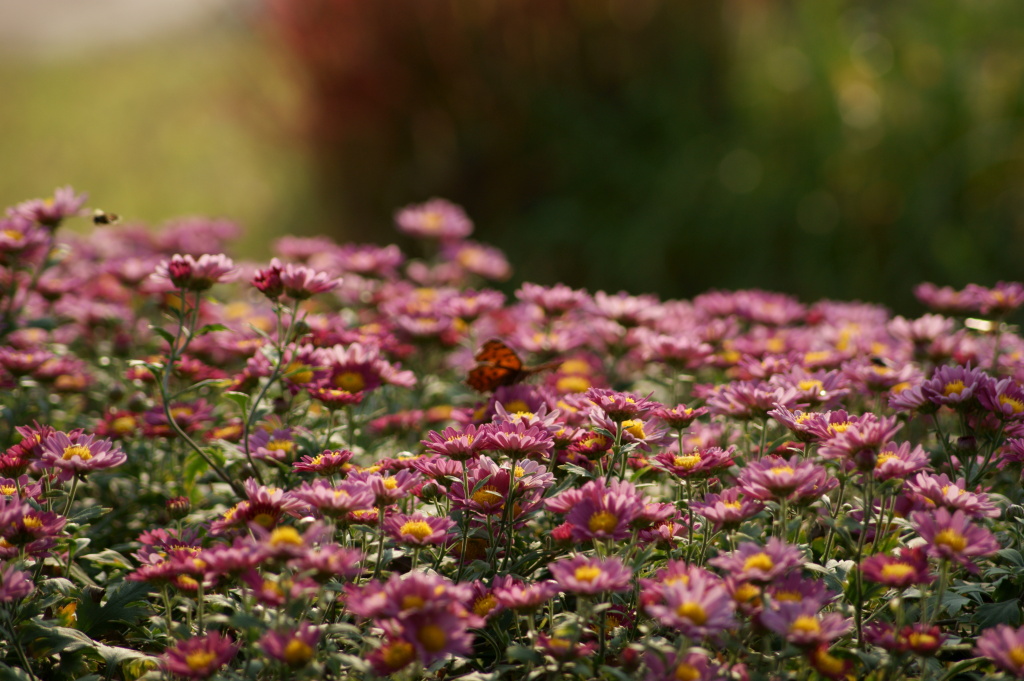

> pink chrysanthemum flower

[
  {"left": 394, "top": 198, "right": 473, "bottom": 240},
  {"left": 39, "top": 431, "right": 127, "bottom": 477},
  {"left": 644, "top": 650, "right": 722, "bottom": 681},
  {"left": 349, "top": 469, "right": 422, "bottom": 506},
  {"left": 252, "top": 260, "right": 284, "bottom": 299},
  {"left": 160, "top": 632, "right": 238, "bottom": 679},
  {"left": 911, "top": 507, "right": 1000, "bottom": 570},
  {"left": 644, "top": 570, "right": 737, "bottom": 638},
  {"left": 290, "top": 543, "right": 363, "bottom": 583},
  {"left": 905, "top": 472, "right": 1000, "bottom": 519},
  {"left": 515, "top": 282, "right": 591, "bottom": 315},
  {"left": 563, "top": 479, "right": 646, "bottom": 542},
  {"left": 384, "top": 512, "right": 455, "bottom": 547},
  {"left": 292, "top": 449, "right": 353, "bottom": 476},
  {"left": 859, "top": 547, "right": 933, "bottom": 589},
  {"left": 974, "top": 623, "right": 1024, "bottom": 677},
  {"left": 920, "top": 363, "right": 991, "bottom": 411},
  {"left": 817, "top": 414, "right": 903, "bottom": 470},
  {"left": 477, "top": 420, "right": 555, "bottom": 459},
  {"left": 248, "top": 428, "right": 296, "bottom": 462},
  {"left": 737, "top": 454, "right": 832, "bottom": 502},
  {"left": 979, "top": 377, "right": 1024, "bottom": 420},
  {"left": 279, "top": 261, "right": 339, "bottom": 299},
  {"left": 914, "top": 282, "right": 975, "bottom": 314},
  {"left": 492, "top": 578, "right": 560, "bottom": 611},
  {"left": 9, "top": 185, "right": 88, "bottom": 227},
  {"left": 691, "top": 488, "right": 765, "bottom": 532},
  {"left": 421, "top": 424, "right": 484, "bottom": 461},
  {"left": 585, "top": 387, "right": 657, "bottom": 421},
  {"left": 443, "top": 240, "right": 511, "bottom": 280},
  {"left": 153, "top": 253, "right": 237, "bottom": 291},
  {"left": 0, "top": 562, "right": 34, "bottom": 602},
  {"left": 872, "top": 441, "right": 930, "bottom": 481},
  {"left": 651, "top": 403, "right": 709, "bottom": 430},
  {"left": 290, "top": 479, "right": 374, "bottom": 519},
  {"left": 704, "top": 380, "right": 802, "bottom": 421},
  {"left": 650, "top": 445, "right": 734, "bottom": 479},
  {"left": 965, "top": 281, "right": 1024, "bottom": 317},
  {"left": 260, "top": 622, "right": 320, "bottom": 668},
  {"left": 709, "top": 538, "right": 805, "bottom": 584},
  {"left": 548, "top": 554, "right": 632, "bottom": 595},
  {"left": 760, "top": 601, "right": 851, "bottom": 648}
]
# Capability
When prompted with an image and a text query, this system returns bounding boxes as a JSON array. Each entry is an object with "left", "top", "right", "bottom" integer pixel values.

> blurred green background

[{"left": 2, "top": 0, "right": 1024, "bottom": 312}]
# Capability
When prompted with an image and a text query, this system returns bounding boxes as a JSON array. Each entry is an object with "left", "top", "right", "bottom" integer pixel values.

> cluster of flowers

[{"left": 3, "top": 188, "right": 1024, "bottom": 680}]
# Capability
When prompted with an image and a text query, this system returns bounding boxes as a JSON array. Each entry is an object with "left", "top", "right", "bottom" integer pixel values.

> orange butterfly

[{"left": 466, "top": 339, "right": 560, "bottom": 393}]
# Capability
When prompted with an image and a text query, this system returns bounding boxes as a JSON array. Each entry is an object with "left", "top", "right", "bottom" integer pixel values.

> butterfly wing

[
  {"left": 467, "top": 364, "right": 514, "bottom": 393},
  {"left": 467, "top": 340, "right": 524, "bottom": 392},
  {"left": 475, "top": 339, "right": 523, "bottom": 371}
]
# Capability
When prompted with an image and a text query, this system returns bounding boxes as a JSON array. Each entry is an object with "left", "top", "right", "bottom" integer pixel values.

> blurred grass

[{"left": 0, "top": 19, "right": 311, "bottom": 257}]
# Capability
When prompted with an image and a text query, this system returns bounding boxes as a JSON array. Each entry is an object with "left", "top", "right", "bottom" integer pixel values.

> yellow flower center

[
  {"left": 724, "top": 501, "right": 742, "bottom": 509},
  {"left": 811, "top": 648, "right": 846, "bottom": 675},
  {"left": 934, "top": 529, "right": 968, "bottom": 552},
  {"left": 791, "top": 616, "right": 821, "bottom": 634},
  {"left": 588, "top": 511, "right": 619, "bottom": 534},
  {"left": 447, "top": 433, "right": 473, "bottom": 444},
  {"left": 798, "top": 379, "right": 823, "bottom": 393},
  {"left": 574, "top": 565, "right": 603, "bottom": 583},
  {"left": 381, "top": 641, "right": 415, "bottom": 669},
  {"left": 283, "top": 638, "right": 314, "bottom": 666},
  {"left": 674, "top": 454, "right": 702, "bottom": 469},
  {"left": 472, "top": 485, "right": 503, "bottom": 506},
  {"left": 62, "top": 445, "right": 92, "bottom": 461},
  {"left": 1000, "top": 395, "right": 1024, "bottom": 413},
  {"left": 185, "top": 650, "right": 217, "bottom": 671},
  {"left": 285, "top": 362, "right": 314, "bottom": 384},
  {"left": 383, "top": 477, "right": 398, "bottom": 490},
  {"left": 417, "top": 624, "right": 448, "bottom": 653},
  {"left": 473, "top": 594, "right": 498, "bottom": 617},
  {"left": 557, "top": 376, "right": 591, "bottom": 393},
  {"left": 334, "top": 371, "right": 366, "bottom": 392},
  {"left": 907, "top": 632, "right": 937, "bottom": 649},
  {"left": 829, "top": 421, "right": 852, "bottom": 433},
  {"left": 769, "top": 466, "right": 795, "bottom": 476},
  {"left": 401, "top": 595, "right": 426, "bottom": 610},
  {"left": 622, "top": 419, "right": 646, "bottom": 439},
  {"left": 774, "top": 590, "right": 802, "bottom": 602},
  {"left": 875, "top": 452, "right": 897, "bottom": 468},
  {"left": 2, "top": 229, "right": 24, "bottom": 241},
  {"left": 943, "top": 380, "right": 966, "bottom": 396},
  {"left": 400, "top": 520, "right": 435, "bottom": 541},
  {"left": 270, "top": 526, "right": 303, "bottom": 547},
  {"left": 743, "top": 552, "right": 775, "bottom": 573},
  {"left": 503, "top": 399, "right": 530, "bottom": 414},
  {"left": 880, "top": 562, "right": 915, "bottom": 580},
  {"left": 1009, "top": 646, "right": 1024, "bottom": 667},
  {"left": 112, "top": 416, "right": 137, "bottom": 434},
  {"left": 24, "top": 515, "right": 43, "bottom": 530},
  {"left": 267, "top": 440, "right": 294, "bottom": 453},
  {"left": 675, "top": 662, "right": 701, "bottom": 681},
  {"left": 252, "top": 512, "right": 276, "bottom": 528},
  {"left": 675, "top": 601, "right": 708, "bottom": 625},
  {"left": 513, "top": 466, "right": 526, "bottom": 478},
  {"left": 0, "top": 485, "right": 14, "bottom": 495}
]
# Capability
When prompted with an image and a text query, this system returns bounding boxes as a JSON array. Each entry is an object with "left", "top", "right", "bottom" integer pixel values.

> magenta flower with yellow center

[
  {"left": 160, "top": 632, "right": 238, "bottom": 679},
  {"left": 260, "top": 623, "right": 320, "bottom": 668},
  {"left": 644, "top": 570, "right": 736, "bottom": 638},
  {"left": 40, "top": 432, "right": 126, "bottom": 476},
  {"left": 709, "top": 538, "right": 804, "bottom": 584},
  {"left": 859, "top": 547, "right": 933, "bottom": 589},
  {"left": 548, "top": 554, "right": 632, "bottom": 595},
  {"left": 384, "top": 512, "right": 455, "bottom": 546},
  {"left": 911, "top": 507, "right": 999, "bottom": 570},
  {"left": 975, "top": 623, "right": 1024, "bottom": 677}
]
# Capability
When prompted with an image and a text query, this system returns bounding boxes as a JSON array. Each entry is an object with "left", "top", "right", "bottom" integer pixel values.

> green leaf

[
  {"left": 80, "top": 549, "right": 134, "bottom": 570},
  {"left": 997, "top": 548, "right": 1024, "bottom": 567},
  {"left": 69, "top": 506, "right": 110, "bottom": 524},
  {"left": 222, "top": 391, "right": 251, "bottom": 411},
  {"left": 75, "top": 580, "right": 153, "bottom": 637},
  {"left": 974, "top": 599, "right": 1022, "bottom": 629},
  {"left": 195, "top": 323, "right": 229, "bottom": 337},
  {"left": 149, "top": 326, "right": 176, "bottom": 346},
  {"left": 0, "top": 662, "right": 38, "bottom": 681}
]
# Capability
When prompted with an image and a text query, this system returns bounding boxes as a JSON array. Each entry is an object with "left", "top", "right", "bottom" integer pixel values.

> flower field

[{"left": 3, "top": 187, "right": 1024, "bottom": 680}]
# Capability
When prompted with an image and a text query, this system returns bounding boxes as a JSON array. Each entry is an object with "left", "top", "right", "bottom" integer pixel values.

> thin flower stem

[{"left": 854, "top": 478, "right": 875, "bottom": 649}]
